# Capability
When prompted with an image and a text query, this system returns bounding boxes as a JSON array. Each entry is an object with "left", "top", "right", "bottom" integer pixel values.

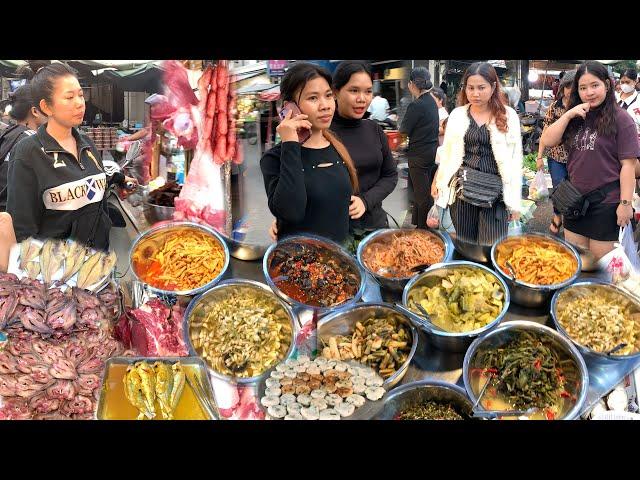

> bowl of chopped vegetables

[
  {"left": 402, "top": 261, "right": 510, "bottom": 353},
  {"left": 463, "top": 321, "right": 589, "bottom": 420},
  {"left": 551, "top": 280, "right": 640, "bottom": 362},
  {"left": 375, "top": 380, "right": 474, "bottom": 420}
]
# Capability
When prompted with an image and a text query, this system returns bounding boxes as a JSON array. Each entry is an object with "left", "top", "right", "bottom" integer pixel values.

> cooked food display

[
  {"left": 131, "top": 227, "right": 226, "bottom": 292},
  {"left": 122, "top": 361, "right": 185, "bottom": 420},
  {"left": 268, "top": 241, "right": 360, "bottom": 308},
  {"left": 495, "top": 236, "right": 578, "bottom": 285},
  {"left": 260, "top": 356, "right": 385, "bottom": 420},
  {"left": 406, "top": 267, "right": 505, "bottom": 332},
  {"left": 556, "top": 285, "right": 640, "bottom": 356},
  {"left": 471, "top": 332, "right": 573, "bottom": 420},
  {"left": 321, "top": 314, "right": 411, "bottom": 379},
  {"left": 189, "top": 286, "right": 293, "bottom": 378},
  {"left": 361, "top": 230, "right": 445, "bottom": 278},
  {"left": 147, "top": 182, "right": 182, "bottom": 207},
  {"left": 17, "top": 238, "right": 116, "bottom": 290},
  {"left": 395, "top": 401, "right": 465, "bottom": 420}
]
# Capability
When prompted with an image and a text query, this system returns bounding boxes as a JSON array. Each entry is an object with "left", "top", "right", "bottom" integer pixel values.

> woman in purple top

[{"left": 541, "top": 61, "right": 640, "bottom": 260}]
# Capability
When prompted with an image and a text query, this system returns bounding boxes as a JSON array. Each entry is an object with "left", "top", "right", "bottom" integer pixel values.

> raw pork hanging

[{"left": 173, "top": 60, "right": 242, "bottom": 232}]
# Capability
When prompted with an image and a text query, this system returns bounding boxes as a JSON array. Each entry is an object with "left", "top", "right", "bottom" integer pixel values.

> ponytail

[{"left": 324, "top": 129, "right": 359, "bottom": 193}]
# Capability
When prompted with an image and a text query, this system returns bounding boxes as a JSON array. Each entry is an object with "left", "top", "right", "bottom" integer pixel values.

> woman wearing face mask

[
  {"left": 6, "top": 63, "right": 137, "bottom": 250},
  {"left": 330, "top": 60, "right": 398, "bottom": 233},
  {"left": 260, "top": 62, "right": 359, "bottom": 244},
  {"left": 400, "top": 67, "right": 440, "bottom": 228},
  {"left": 0, "top": 84, "right": 48, "bottom": 211},
  {"left": 432, "top": 62, "right": 523, "bottom": 246},
  {"left": 536, "top": 70, "right": 576, "bottom": 235},
  {"left": 617, "top": 69, "right": 640, "bottom": 137},
  {"left": 541, "top": 61, "right": 639, "bottom": 260}
]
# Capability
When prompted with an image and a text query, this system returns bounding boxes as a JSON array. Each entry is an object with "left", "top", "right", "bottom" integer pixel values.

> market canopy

[
  {"left": 236, "top": 83, "right": 276, "bottom": 95},
  {"left": 94, "top": 63, "right": 163, "bottom": 93}
]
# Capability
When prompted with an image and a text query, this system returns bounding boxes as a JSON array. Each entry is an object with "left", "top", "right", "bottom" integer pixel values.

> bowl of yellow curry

[
  {"left": 490, "top": 233, "right": 581, "bottom": 308},
  {"left": 129, "top": 221, "right": 230, "bottom": 297}
]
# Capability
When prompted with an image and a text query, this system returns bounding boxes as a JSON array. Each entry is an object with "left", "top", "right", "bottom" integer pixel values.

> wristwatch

[{"left": 620, "top": 199, "right": 631, "bottom": 206}]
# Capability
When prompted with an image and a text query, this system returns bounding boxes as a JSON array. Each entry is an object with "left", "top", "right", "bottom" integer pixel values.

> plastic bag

[
  {"left": 597, "top": 227, "right": 639, "bottom": 281},
  {"left": 620, "top": 225, "right": 640, "bottom": 273},
  {"left": 426, "top": 205, "right": 440, "bottom": 228},
  {"left": 507, "top": 220, "right": 523, "bottom": 236},
  {"left": 528, "top": 169, "right": 549, "bottom": 201}
]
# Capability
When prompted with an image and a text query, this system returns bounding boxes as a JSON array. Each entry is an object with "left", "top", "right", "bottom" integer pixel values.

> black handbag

[
  {"left": 451, "top": 167, "right": 503, "bottom": 208},
  {"left": 550, "top": 179, "right": 619, "bottom": 220}
]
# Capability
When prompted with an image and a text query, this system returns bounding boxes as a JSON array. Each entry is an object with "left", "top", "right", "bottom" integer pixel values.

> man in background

[{"left": 368, "top": 91, "right": 390, "bottom": 121}]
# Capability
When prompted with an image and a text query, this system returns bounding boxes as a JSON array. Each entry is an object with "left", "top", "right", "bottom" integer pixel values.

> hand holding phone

[{"left": 277, "top": 101, "right": 312, "bottom": 144}]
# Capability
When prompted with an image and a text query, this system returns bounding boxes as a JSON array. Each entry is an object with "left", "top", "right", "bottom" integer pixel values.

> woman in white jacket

[{"left": 431, "top": 62, "right": 523, "bottom": 245}]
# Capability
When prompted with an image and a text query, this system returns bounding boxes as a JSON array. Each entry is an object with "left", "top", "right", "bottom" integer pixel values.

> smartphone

[{"left": 279, "top": 101, "right": 311, "bottom": 144}]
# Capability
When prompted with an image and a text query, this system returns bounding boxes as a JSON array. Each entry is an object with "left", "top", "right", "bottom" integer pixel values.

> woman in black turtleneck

[{"left": 331, "top": 61, "right": 398, "bottom": 231}]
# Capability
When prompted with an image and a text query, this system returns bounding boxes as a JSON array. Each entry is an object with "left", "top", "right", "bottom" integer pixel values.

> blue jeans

[{"left": 548, "top": 157, "right": 568, "bottom": 215}]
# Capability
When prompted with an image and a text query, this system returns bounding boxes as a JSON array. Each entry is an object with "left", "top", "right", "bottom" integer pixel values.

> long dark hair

[
  {"left": 332, "top": 60, "right": 372, "bottom": 91},
  {"left": 457, "top": 62, "right": 508, "bottom": 133},
  {"left": 280, "top": 62, "right": 359, "bottom": 192},
  {"left": 27, "top": 63, "right": 79, "bottom": 114},
  {"left": 564, "top": 61, "right": 617, "bottom": 143}
]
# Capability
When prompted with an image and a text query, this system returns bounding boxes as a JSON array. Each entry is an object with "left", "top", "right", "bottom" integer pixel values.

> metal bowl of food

[
  {"left": 451, "top": 236, "right": 493, "bottom": 263},
  {"left": 375, "top": 380, "right": 474, "bottom": 420},
  {"left": 551, "top": 280, "right": 640, "bottom": 363},
  {"left": 490, "top": 233, "right": 581, "bottom": 308},
  {"left": 142, "top": 200, "right": 176, "bottom": 225},
  {"left": 463, "top": 321, "right": 589, "bottom": 420},
  {"left": 356, "top": 228, "right": 454, "bottom": 292},
  {"left": 317, "top": 302, "right": 418, "bottom": 389},
  {"left": 263, "top": 234, "right": 366, "bottom": 316},
  {"left": 402, "top": 261, "right": 510, "bottom": 353},
  {"left": 129, "top": 221, "right": 230, "bottom": 297},
  {"left": 184, "top": 279, "right": 298, "bottom": 385},
  {"left": 217, "top": 231, "right": 270, "bottom": 261}
]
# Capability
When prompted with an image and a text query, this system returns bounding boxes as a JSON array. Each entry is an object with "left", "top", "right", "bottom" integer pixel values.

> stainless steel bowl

[
  {"left": 452, "top": 236, "right": 493, "bottom": 263},
  {"left": 490, "top": 233, "right": 581, "bottom": 308},
  {"left": 129, "top": 221, "right": 230, "bottom": 297},
  {"left": 263, "top": 234, "right": 366, "bottom": 315},
  {"left": 183, "top": 279, "right": 298, "bottom": 385},
  {"left": 317, "top": 302, "right": 419, "bottom": 389},
  {"left": 356, "top": 228, "right": 454, "bottom": 292},
  {"left": 402, "top": 261, "right": 510, "bottom": 353},
  {"left": 217, "top": 231, "right": 270, "bottom": 261},
  {"left": 142, "top": 200, "right": 176, "bottom": 225},
  {"left": 463, "top": 321, "right": 589, "bottom": 420},
  {"left": 551, "top": 280, "right": 640, "bottom": 363},
  {"left": 375, "top": 380, "right": 473, "bottom": 420}
]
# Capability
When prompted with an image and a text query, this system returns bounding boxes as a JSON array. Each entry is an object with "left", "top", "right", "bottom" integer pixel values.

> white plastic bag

[
  {"left": 426, "top": 205, "right": 440, "bottom": 228},
  {"left": 528, "top": 169, "right": 549, "bottom": 201},
  {"left": 507, "top": 220, "right": 523, "bottom": 236},
  {"left": 620, "top": 225, "right": 640, "bottom": 273},
  {"left": 597, "top": 227, "right": 639, "bottom": 281}
]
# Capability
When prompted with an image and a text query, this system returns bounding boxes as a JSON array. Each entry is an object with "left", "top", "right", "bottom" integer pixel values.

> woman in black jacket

[
  {"left": 330, "top": 61, "right": 398, "bottom": 233},
  {"left": 260, "top": 62, "right": 359, "bottom": 244},
  {"left": 6, "top": 63, "right": 136, "bottom": 250},
  {"left": 0, "top": 84, "right": 47, "bottom": 211},
  {"left": 400, "top": 67, "right": 440, "bottom": 228}
]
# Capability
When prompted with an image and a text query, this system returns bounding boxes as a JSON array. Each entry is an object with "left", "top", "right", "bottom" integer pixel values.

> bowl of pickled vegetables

[
  {"left": 551, "top": 280, "right": 640, "bottom": 362},
  {"left": 463, "top": 321, "right": 589, "bottom": 420},
  {"left": 402, "top": 261, "right": 509, "bottom": 352},
  {"left": 490, "top": 233, "right": 581, "bottom": 308}
]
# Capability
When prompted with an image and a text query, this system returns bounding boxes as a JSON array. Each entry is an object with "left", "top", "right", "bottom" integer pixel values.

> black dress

[{"left": 450, "top": 111, "right": 508, "bottom": 245}]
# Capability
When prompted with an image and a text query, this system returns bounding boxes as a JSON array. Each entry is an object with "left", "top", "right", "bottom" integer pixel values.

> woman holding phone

[{"left": 260, "top": 62, "right": 359, "bottom": 243}]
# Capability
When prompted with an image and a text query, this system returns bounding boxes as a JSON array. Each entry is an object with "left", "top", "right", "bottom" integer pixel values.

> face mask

[{"left": 620, "top": 83, "right": 636, "bottom": 94}]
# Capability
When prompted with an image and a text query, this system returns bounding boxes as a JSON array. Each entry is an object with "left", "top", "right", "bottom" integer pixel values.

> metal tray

[
  {"left": 255, "top": 360, "right": 386, "bottom": 420},
  {"left": 96, "top": 356, "right": 217, "bottom": 420}
]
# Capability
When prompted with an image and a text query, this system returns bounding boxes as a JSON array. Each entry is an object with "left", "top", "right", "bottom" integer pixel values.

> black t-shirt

[
  {"left": 330, "top": 114, "right": 398, "bottom": 230},
  {"left": 260, "top": 141, "right": 352, "bottom": 242},
  {"left": 400, "top": 91, "right": 439, "bottom": 160}
]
